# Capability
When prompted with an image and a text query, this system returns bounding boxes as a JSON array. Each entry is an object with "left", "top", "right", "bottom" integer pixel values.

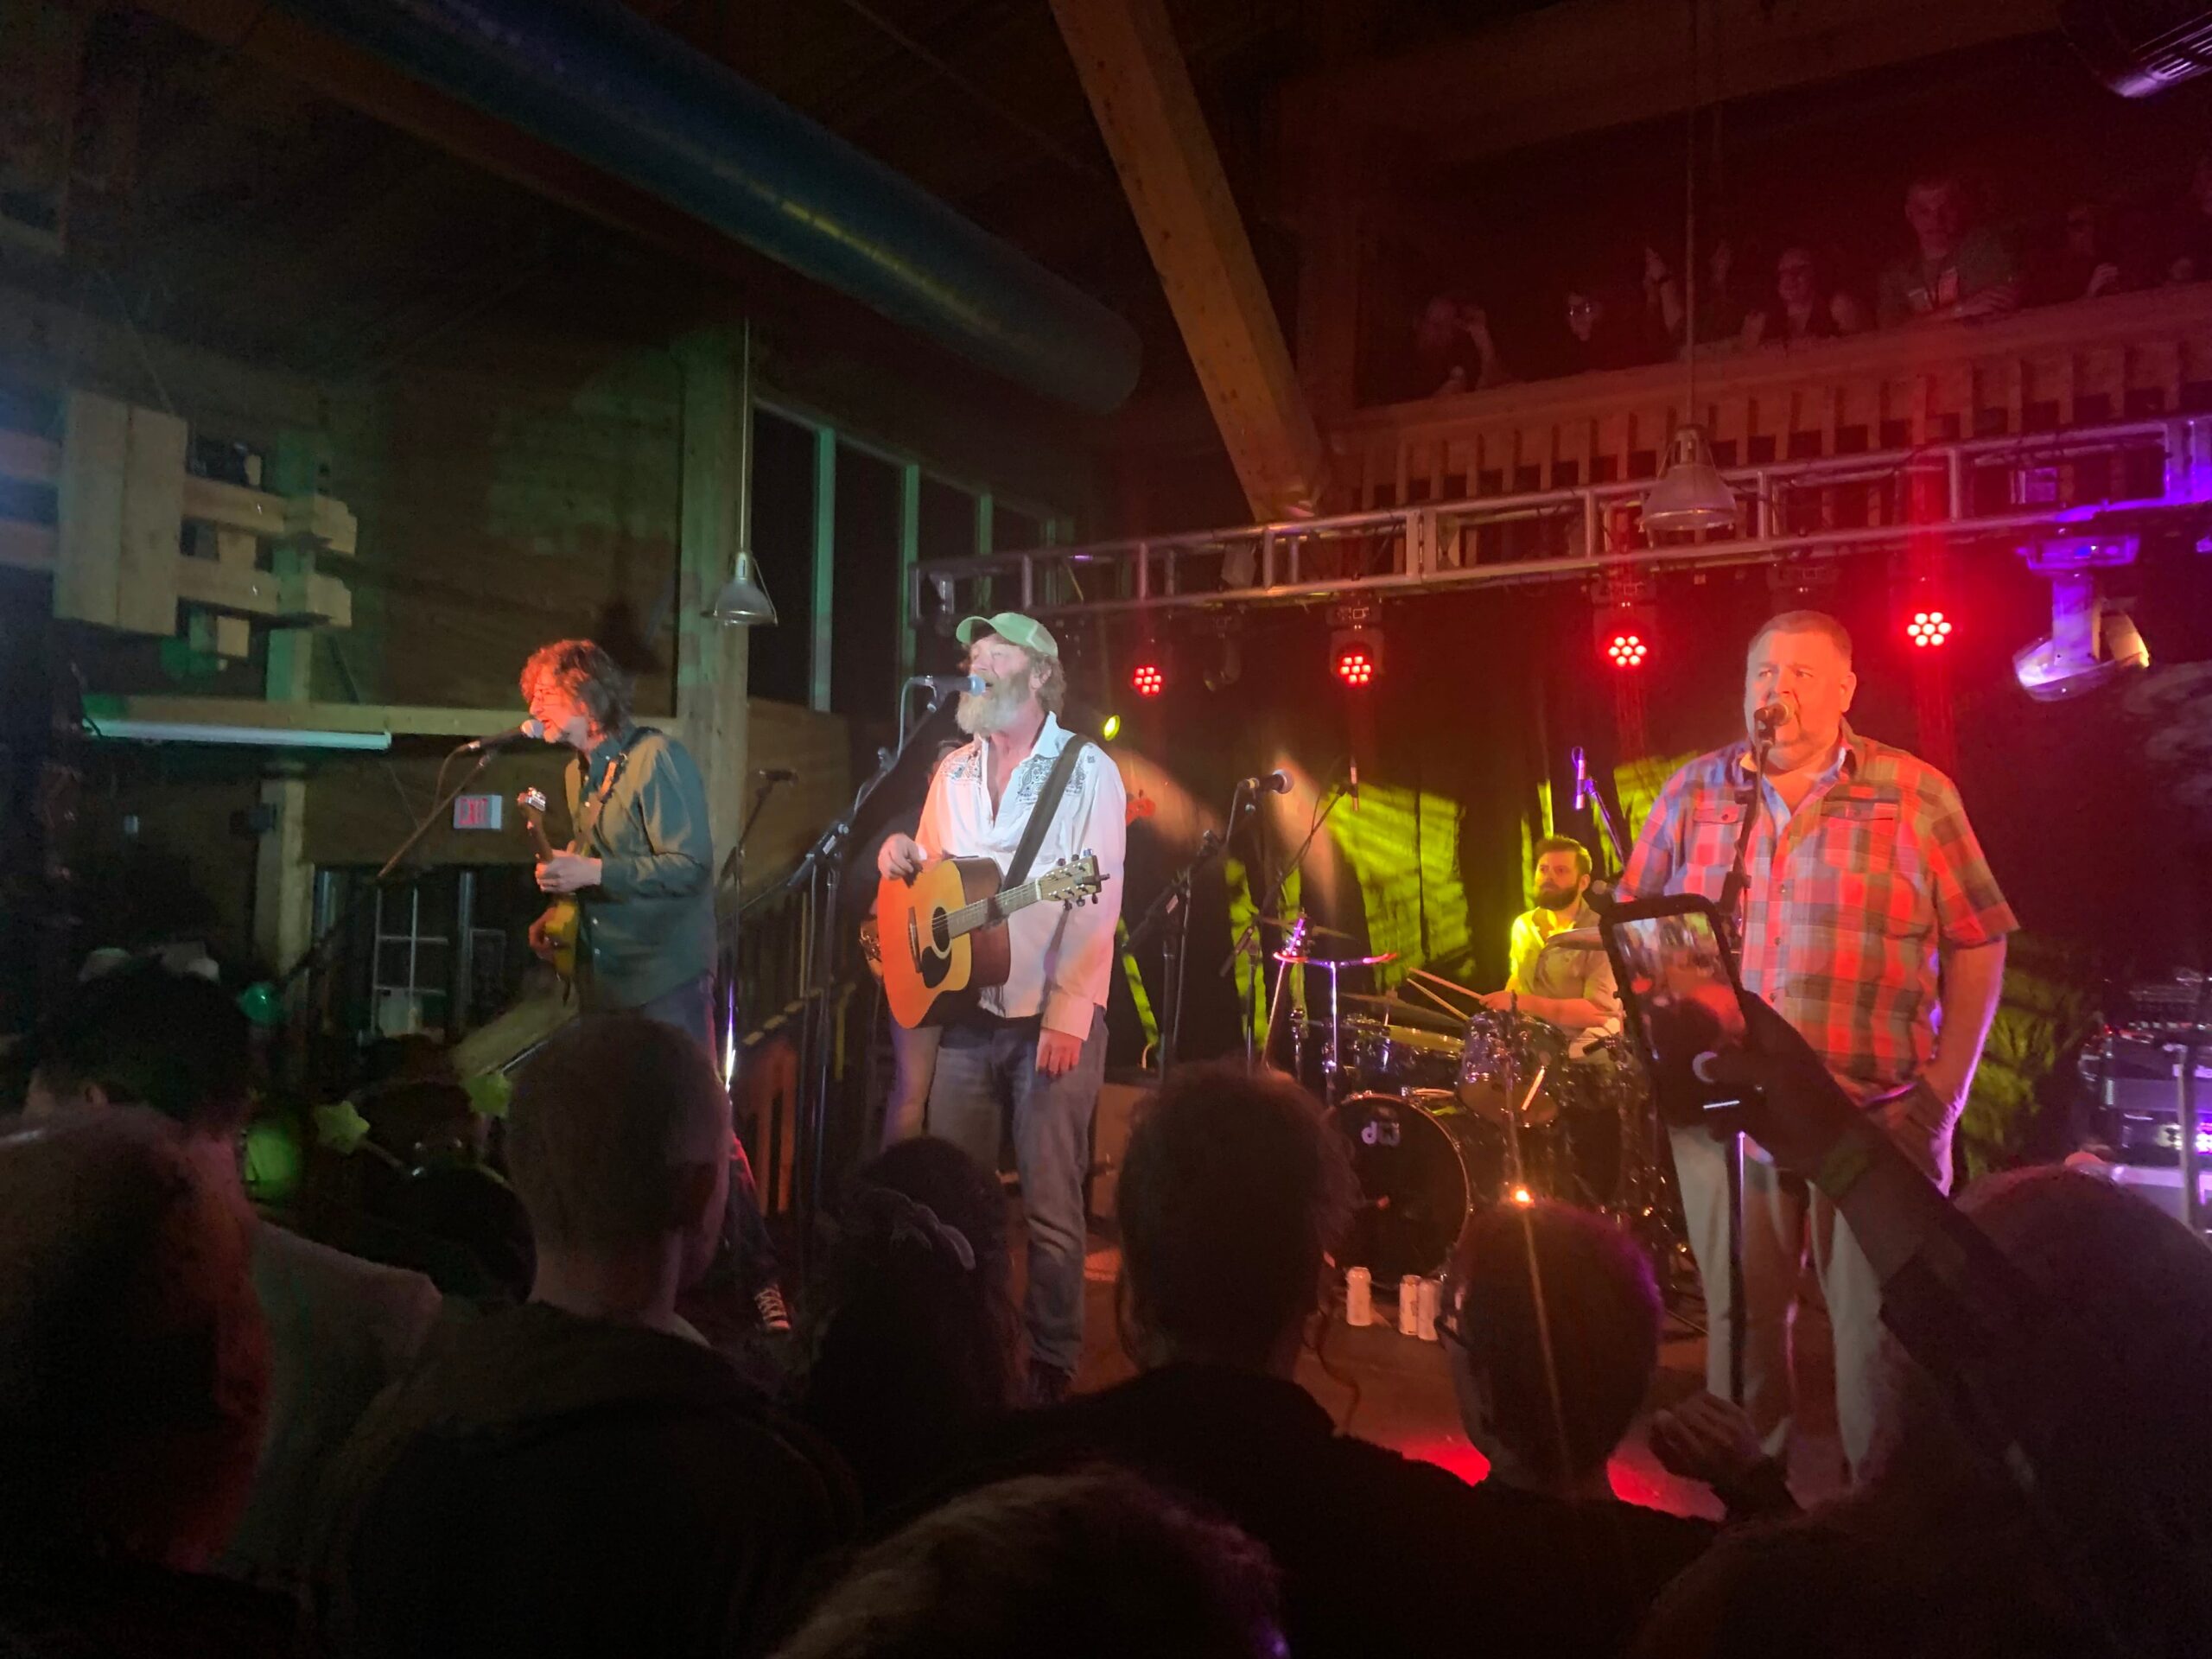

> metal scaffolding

[{"left": 910, "top": 417, "right": 2212, "bottom": 628}]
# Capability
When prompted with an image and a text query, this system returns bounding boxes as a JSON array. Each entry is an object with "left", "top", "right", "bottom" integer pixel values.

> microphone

[
  {"left": 1570, "top": 745, "right": 1591, "bottom": 810},
  {"left": 753, "top": 766, "right": 798, "bottom": 783},
  {"left": 1348, "top": 761, "right": 1359, "bottom": 811},
  {"left": 909, "top": 674, "right": 986, "bottom": 696},
  {"left": 457, "top": 718, "right": 543, "bottom": 753},
  {"left": 1237, "top": 769, "right": 1293, "bottom": 796},
  {"left": 1752, "top": 702, "right": 1788, "bottom": 736}
]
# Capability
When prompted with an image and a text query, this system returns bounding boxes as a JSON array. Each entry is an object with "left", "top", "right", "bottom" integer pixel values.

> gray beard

[{"left": 956, "top": 682, "right": 1025, "bottom": 736}]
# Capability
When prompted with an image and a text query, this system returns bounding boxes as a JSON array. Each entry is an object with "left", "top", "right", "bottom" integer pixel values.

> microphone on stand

[
  {"left": 908, "top": 674, "right": 986, "bottom": 696},
  {"left": 1348, "top": 761, "right": 1360, "bottom": 811},
  {"left": 1237, "top": 769, "right": 1293, "bottom": 796},
  {"left": 1752, "top": 702, "right": 1788, "bottom": 736},
  {"left": 455, "top": 718, "right": 543, "bottom": 753},
  {"left": 753, "top": 766, "right": 798, "bottom": 783},
  {"left": 1570, "top": 745, "right": 1592, "bottom": 810}
]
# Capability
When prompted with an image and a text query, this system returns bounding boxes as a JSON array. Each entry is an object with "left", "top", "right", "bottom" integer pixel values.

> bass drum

[{"left": 1327, "top": 1090, "right": 1482, "bottom": 1284}]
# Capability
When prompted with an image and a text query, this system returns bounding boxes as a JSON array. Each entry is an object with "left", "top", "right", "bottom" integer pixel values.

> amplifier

[{"left": 2080, "top": 1031, "right": 2212, "bottom": 1165}]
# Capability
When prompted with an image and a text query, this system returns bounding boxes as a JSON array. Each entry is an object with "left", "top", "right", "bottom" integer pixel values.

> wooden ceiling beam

[{"left": 1051, "top": 0, "right": 1326, "bottom": 521}]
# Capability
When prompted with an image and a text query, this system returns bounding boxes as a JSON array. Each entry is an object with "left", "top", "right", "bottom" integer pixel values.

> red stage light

[
  {"left": 1605, "top": 631, "right": 1649, "bottom": 669},
  {"left": 1327, "top": 625, "right": 1383, "bottom": 688},
  {"left": 1130, "top": 658, "right": 1166, "bottom": 697},
  {"left": 1906, "top": 608, "right": 1954, "bottom": 648}
]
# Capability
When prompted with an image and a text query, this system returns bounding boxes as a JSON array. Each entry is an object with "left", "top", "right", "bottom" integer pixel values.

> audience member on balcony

[
  {"left": 770, "top": 1470, "right": 1287, "bottom": 1659},
  {"left": 1436, "top": 1200, "right": 1721, "bottom": 1656},
  {"left": 958, "top": 1063, "right": 1494, "bottom": 1659},
  {"left": 315, "top": 1014, "right": 855, "bottom": 1659},
  {"left": 1563, "top": 278, "right": 1668, "bottom": 373},
  {"left": 21, "top": 958, "right": 442, "bottom": 1594},
  {"left": 0, "top": 1111, "right": 300, "bottom": 1656},
  {"left": 2163, "top": 152, "right": 2212, "bottom": 285},
  {"left": 1875, "top": 174, "right": 2019, "bottom": 327},
  {"left": 2027, "top": 200, "right": 2131, "bottom": 308},
  {"left": 1413, "top": 291, "right": 1512, "bottom": 396},
  {"left": 801, "top": 1136, "right": 1019, "bottom": 1514},
  {"left": 1650, "top": 239, "right": 1750, "bottom": 353},
  {"left": 1741, "top": 246, "right": 1868, "bottom": 349}
]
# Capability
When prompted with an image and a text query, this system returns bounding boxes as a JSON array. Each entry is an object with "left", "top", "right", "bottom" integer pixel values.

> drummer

[{"left": 1477, "top": 836, "right": 1622, "bottom": 1057}]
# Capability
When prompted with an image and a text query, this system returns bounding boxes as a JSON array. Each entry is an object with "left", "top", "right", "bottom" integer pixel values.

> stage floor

[{"left": 1060, "top": 1226, "right": 1850, "bottom": 1518}]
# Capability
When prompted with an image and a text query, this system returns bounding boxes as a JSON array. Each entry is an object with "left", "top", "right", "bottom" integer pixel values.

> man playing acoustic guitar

[
  {"left": 876, "top": 613, "right": 1125, "bottom": 1403},
  {"left": 521, "top": 639, "right": 791, "bottom": 1332}
]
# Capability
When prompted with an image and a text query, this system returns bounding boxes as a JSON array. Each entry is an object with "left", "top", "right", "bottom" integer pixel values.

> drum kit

[{"left": 1275, "top": 937, "right": 1686, "bottom": 1288}]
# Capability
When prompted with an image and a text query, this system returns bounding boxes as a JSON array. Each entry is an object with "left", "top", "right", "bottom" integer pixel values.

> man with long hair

[{"left": 520, "top": 639, "right": 788, "bottom": 1332}]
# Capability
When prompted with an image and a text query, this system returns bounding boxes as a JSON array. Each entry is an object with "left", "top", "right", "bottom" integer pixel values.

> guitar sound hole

[{"left": 930, "top": 910, "right": 952, "bottom": 953}]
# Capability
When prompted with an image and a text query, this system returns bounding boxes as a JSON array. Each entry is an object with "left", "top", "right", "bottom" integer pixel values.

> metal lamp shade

[
  {"left": 707, "top": 551, "right": 778, "bottom": 626},
  {"left": 1642, "top": 424, "right": 1738, "bottom": 535}
]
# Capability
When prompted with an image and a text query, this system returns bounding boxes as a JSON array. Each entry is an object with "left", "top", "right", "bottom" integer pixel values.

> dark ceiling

[{"left": 1, "top": 0, "right": 1556, "bottom": 404}]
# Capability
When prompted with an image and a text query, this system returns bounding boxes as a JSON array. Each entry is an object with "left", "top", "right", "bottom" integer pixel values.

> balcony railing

[{"left": 914, "top": 287, "right": 2212, "bottom": 625}]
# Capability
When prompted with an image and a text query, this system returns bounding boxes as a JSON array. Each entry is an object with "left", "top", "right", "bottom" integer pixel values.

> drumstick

[
  {"left": 1402, "top": 977, "right": 1465, "bottom": 1018},
  {"left": 1408, "top": 969, "right": 1478, "bottom": 1005}
]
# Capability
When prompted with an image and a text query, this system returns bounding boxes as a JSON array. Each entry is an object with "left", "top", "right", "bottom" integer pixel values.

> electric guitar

[
  {"left": 863, "top": 852, "right": 1105, "bottom": 1028},
  {"left": 517, "top": 787, "right": 579, "bottom": 987}
]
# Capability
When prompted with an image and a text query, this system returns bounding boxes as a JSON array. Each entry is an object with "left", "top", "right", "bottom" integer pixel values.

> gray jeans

[{"left": 927, "top": 1007, "right": 1107, "bottom": 1374}]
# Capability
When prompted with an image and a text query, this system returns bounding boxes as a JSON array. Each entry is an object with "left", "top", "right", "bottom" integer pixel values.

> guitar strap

[{"left": 1003, "top": 734, "right": 1090, "bottom": 889}]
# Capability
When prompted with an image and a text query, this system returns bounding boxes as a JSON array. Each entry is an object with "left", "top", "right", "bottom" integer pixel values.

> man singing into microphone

[
  {"left": 877, "top": 613, "right": 1125, "bottom": 1404},
  {"left": 521, "top": 638, "right": 789, "bottom": 1330},
  {"left": 1619, "top": 610, "right": 2014, "bottom": 1479}
]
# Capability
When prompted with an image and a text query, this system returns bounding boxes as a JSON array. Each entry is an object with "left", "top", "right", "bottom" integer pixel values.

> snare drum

[{"left": 1370, "top": 1024, "right": 1464, "bottom": 1091}]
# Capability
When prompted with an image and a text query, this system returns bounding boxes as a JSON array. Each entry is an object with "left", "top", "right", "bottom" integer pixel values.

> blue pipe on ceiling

[{"left": 276, "top": 0, "right": 1141, "bottom": 412}]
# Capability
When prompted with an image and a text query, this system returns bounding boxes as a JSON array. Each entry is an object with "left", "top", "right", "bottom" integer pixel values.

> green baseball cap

[{"left": 955, "top": 611, "right": 1059, "bottom": 658}]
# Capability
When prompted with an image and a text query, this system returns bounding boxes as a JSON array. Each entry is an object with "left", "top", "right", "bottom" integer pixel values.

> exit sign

[{"left": 453, "top": 792, "right": 503, "bottom": 831}]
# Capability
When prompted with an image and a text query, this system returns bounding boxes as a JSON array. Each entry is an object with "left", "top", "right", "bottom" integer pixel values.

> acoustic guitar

[
  {"left": 516, "top": 787, "right": 580, "bottom": 988},
  {"left": 864, "top": 853, "right": 1104, "bottom": 1028}
]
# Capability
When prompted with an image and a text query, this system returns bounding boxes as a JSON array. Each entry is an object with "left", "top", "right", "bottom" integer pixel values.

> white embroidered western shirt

[{"left": 914, "top": 713, "right": 1126, "bottom": 1037}]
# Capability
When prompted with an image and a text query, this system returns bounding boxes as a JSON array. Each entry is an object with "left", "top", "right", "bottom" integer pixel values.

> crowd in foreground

[
  {"left": 1406, "top": 162, "right": 2212, "bottom": 397},
  {"left": 2, "top": 958, "right": 2209, "bottom": 1658}
]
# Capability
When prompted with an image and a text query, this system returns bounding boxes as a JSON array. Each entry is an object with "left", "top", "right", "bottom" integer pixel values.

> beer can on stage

[
  {"left": 1398, "top": 1274, "right": 1421, "bottom": 1336},
  {"left": 1415, "top": 1276, "right": 1440, "bottom": 1341},
  {"left": 1345, "top": 1266, "right": 1372, "bottom": 1326}
]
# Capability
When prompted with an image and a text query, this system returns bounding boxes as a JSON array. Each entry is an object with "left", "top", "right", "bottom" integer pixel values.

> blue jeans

[
  {"left": 630, "top": 974, "right": 781, "bottom": 1294},
  {"left": 927, "top": 1007, "right": 1107, "bottom": 1375}
]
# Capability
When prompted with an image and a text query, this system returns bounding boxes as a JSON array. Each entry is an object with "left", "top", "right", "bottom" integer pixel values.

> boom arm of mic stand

[
  {"left": 1218, "top": 781, "right": 1346, "bottom": 978},
  {"left": 269, "top": 745, "right": 501, "bottom": 1004}
]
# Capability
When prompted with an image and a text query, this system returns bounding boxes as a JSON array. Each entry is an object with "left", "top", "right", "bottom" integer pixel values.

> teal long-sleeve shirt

[{"left": 562, "top": 723, "right": 716, "bottom": 1010}]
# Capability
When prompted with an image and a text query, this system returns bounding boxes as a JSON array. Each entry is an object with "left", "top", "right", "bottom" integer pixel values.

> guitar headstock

[
  {"left": 1039, "top": 851, "right": 1105, "bottom": 908},
  {"left": 516, "top": 786, "right": 549, "bottom": 828}
]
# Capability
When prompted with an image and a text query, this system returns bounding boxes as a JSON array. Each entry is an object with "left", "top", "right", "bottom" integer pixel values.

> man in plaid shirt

[{"left": 1620, "top": 610, "right": 2015, "bottom": 1478}]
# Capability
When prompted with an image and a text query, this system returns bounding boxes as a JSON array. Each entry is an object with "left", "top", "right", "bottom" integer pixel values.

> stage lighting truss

[{"left": 1326, "top": 605, "right": 1383, "bottom": 688}]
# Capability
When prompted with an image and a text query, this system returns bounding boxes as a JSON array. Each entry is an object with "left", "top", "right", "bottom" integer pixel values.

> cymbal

[
  {"left": 1255, "top": 914, "right": 1354, "bottom": 940},
  {"left": 1274, "top": 949, "right": 1397, "bottom": 969},
  {"left": 1338, "top": 993, "right": 1463, "bottom": 1032}
]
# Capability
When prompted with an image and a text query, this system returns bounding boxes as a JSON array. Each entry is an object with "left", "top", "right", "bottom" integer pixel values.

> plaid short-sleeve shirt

[{"left": 1619, "top": 723, "right": 2016, "bottom": 1096}]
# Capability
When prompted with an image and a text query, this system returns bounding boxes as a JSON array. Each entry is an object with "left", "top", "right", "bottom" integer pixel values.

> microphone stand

[
  {"left": 714, "top": 772, "right": 793, "bottom": 1088},
  {"left": 784, "top": 687, "right": 958, "bottom": 1273},
  {"left": 1710, "top": 720, "right": 1777, "bottom": 1408},
  {"left": 1125, "top": 823, "right": 1227, "bottom": 1077},
  {"left": 1219, "top": 779, "right": 1350, "bottom": 1070},
  {"left": 265, "top": 741, "right": 503, "bottom": 1030}
]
